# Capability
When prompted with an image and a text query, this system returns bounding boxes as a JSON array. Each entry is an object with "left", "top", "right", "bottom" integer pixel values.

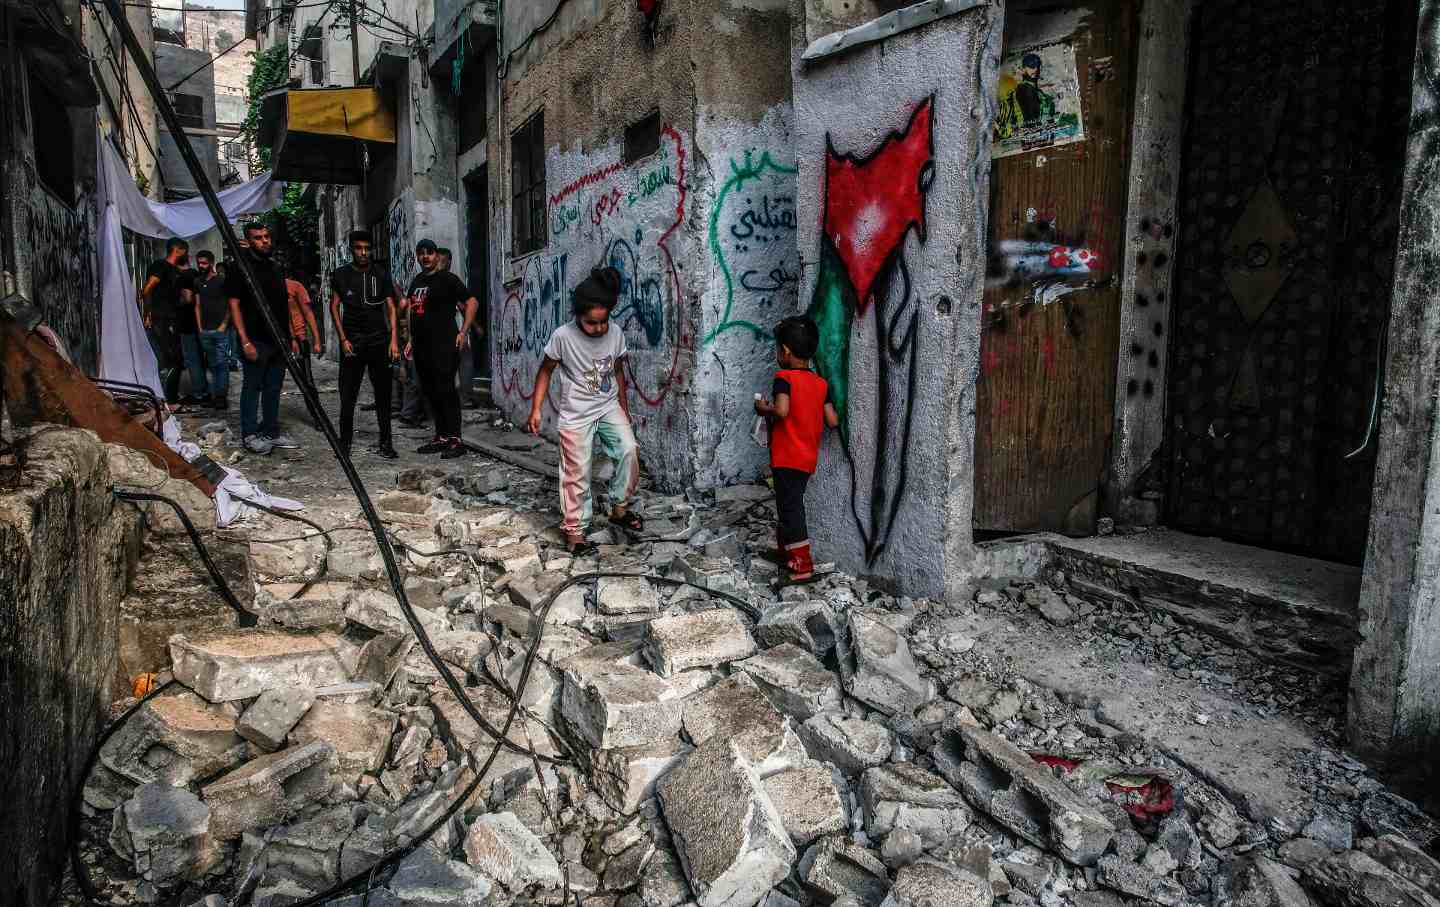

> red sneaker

[{"left": 784, "top": 540, "right": 815, "bottom": 584}]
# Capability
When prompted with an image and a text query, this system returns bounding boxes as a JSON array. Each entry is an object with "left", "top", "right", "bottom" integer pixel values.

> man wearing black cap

[
  {"left": 404, "top": 238, "right": 479, "bottom": 458},
  {"left": 330, "top": 229, "right": 400, "bottom": 459}
]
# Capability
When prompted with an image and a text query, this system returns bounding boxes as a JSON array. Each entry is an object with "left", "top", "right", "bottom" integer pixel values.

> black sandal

[{"left": 609, "top": 510, "right": 645, "bottom": 533}]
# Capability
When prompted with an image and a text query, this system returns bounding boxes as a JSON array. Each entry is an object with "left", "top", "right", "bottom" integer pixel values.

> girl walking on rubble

[{"left": 525, "top": 267, "right": 644, "bottom": 555}]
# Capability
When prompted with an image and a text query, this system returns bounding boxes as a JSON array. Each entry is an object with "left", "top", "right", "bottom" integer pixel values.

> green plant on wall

[{"left": 243, "top": 44, "right": 318, "bottom": 262}]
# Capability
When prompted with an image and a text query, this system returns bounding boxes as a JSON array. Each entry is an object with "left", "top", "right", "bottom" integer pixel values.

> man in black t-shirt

[
  {"left": 225, "top": 223, "right": 296, "bottom": 454},
  {"left": 193, "top": 250, "right": 231, "bottom": 409},
  {"left": 405, "top": 238, "right": 479, "bottom": 459},
  {"left": 141, "top": 237, "right": 190, "bottom": 403},
  {"left": 330, "top": 229, "right": 400, "bottom": 459}
]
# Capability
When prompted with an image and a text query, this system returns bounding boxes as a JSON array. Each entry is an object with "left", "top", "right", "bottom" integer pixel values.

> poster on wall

[{"left": 992, "top": 39, "right": 1086, "bottom": 159}]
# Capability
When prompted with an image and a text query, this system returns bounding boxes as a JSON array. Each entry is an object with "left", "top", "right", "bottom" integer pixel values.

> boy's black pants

[
  {"left": 338, "top": 344, "right": 393, "bottom": 448},
  {"left": 773, "top": 467, "right": 811, "bottom": 546},
  {"left": 414, "top": 341, "right": 462, "bottom": 439}
]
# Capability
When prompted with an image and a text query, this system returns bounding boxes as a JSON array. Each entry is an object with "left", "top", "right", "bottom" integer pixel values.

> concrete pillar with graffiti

[{"left": 791, "top": 0, "right": 1002, "bottom": 597}]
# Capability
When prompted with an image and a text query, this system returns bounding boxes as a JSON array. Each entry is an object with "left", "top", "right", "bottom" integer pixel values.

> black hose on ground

[{"left": 113, "top": 490, "right": 260, "bottom": 628}]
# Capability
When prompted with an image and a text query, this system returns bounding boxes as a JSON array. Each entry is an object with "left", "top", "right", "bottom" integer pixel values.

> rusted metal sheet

[{"left": 0, "top": 317, "right": 216, "bottom": 497}]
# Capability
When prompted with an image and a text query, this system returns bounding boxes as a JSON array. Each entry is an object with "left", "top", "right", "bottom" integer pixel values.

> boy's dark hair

[
  {"left": 775, "top": 316, "right": 819, "bottom": 360},
  {"left": 437, "top": 247, "right": 452, "bottom": 257},
  {"left": 349, "top": 229, "right": 373, "bottom": 245},
  {"left": 572, "top": 266, "right": 622, "bottom": 315},
  {"left": 165, "top": 236, "right": 189, "bottom": 254},
  {"left": 243, "top": 222, "right": 269, "bottom": 237},
  {"left": 196, "top": 249, "right": 215, "bottom": 262}
]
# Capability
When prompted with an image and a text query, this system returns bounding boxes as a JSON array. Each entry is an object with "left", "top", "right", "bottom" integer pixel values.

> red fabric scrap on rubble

[{"left": 1030, "top": 754, "right": 1176, "bottom": 822}]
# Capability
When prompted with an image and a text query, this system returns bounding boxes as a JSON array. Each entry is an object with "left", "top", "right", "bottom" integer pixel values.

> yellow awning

[{"left": 285, "top": 88, "right": 396, "bottom": 144}]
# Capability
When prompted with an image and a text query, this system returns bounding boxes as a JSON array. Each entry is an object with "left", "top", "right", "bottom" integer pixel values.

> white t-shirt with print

[{"left": 543, "top": 321, "right": 628, "bottom": 428}]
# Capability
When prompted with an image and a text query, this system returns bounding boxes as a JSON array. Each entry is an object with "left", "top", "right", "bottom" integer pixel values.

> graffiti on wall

[
  {"left": 26, "top": 189, "right": 99, "bottom": 372},
  {"left": 808, "top": 96, "right": 935, "bottom": 566},
  {"left": 494, "top": 125, "right": 690, "bottom": 430},
  {"left": 705, "top": 150, "right": 800, "bottom": 346},
  {"left": 387, "top": 194, "right": 416, "bottom": 290}
]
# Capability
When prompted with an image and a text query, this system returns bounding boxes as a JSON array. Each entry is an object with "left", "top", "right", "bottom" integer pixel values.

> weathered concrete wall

[
  {"left": 154, "top": 42, "right": 221, "bottom": 194},
  {"left": 490, "top": 0, "right": 795, "bottom": 489},
  {"left": 0, "top": 429, "right": 142, "bottom": 907},
  {"left": 791, "top": 0, "right": 1000, "bottom": 596},
  {"left": 1347, "top": 0, "right": 1440, "bottom": 812}
]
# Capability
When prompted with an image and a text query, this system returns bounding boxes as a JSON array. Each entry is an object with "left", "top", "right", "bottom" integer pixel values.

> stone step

[
  {"left": 1044, "top": 529, "right": 1360, "bottom": 674},
  {"left": 170, "top": 628, "right": 353, "bottom": 702},
  {"left": 117, "top": 535, "right": 254, "bottom": 688}
]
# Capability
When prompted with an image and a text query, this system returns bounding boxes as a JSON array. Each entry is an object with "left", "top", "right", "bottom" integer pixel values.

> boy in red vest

[{"left": 754, "top": 316, "right": 840, "bottom": 583}]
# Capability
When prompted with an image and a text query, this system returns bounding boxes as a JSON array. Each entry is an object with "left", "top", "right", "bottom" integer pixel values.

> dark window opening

[
  {"left": 29, "top": 79, "right": 75, "bottom": 205},
  {"left": 173, "top": 93, "right": 205, "bottom": 128},
  {"left": 510, "top": 111, "right": 545, "bottom": 256},
  {"left": 308, "top": 56, "right": 324, "bottom": 85},
  {"left": 458, "top": 56, "right": 487, "bottom": 154},
  {"left": 624, "top": 110, "right": 661, "bottom": 164}
]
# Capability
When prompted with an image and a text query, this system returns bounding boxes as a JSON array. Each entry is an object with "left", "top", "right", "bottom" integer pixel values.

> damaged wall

[
  {"left": 491, "top": 0, "right": 795, "bottom": 490},
  {"left": 789, "top": 0, "right": 999, "bottom": 596},
  {"left": 0, "top": 429, "right": 143, "bottom": 907}
]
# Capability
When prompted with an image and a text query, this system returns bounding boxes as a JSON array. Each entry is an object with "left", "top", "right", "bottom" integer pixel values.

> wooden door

[{"left": 973, "top": 0, "right": 1137, "bottom": 534}]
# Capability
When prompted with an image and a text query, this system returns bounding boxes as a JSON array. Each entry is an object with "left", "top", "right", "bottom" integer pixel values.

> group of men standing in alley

[{"left": 140, "top": 225, "right": 481, "bottom": 459}]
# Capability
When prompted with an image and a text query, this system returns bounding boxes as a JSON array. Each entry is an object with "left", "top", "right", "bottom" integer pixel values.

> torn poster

[{"left": 992, "top": 39, "right": 1086, "bottom": 159}]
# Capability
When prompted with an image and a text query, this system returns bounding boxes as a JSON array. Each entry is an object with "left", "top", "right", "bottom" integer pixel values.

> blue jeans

[
  {"left": 240, "top": 342, "right": 285, "bottom": 438},
  {"left": 179, "top": 333, "right": 209, "bottom": 398},
  {"left": 198, "top": 330, "right": 231, "bottom": 399}
]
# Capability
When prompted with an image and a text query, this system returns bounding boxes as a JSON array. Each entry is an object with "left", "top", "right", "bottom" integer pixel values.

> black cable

[
  {"left": 114, "top": 489, "right": 261, "bottom": 627},
  {"left": 497, "top": 0, "right": 574, "bottom": 80}
]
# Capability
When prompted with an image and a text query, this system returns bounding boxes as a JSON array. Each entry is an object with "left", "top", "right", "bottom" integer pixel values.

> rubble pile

[{"left": 71, "top": 463, "right": 1440, "bottom": 907}]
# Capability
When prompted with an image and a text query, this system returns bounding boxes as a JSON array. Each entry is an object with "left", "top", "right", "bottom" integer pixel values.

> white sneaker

[
  {"left": 243, "top": 435, "right": 275, "bottom": 454},
  {"left": 264, "top": 433, "right": 300, "bottom": 449}
]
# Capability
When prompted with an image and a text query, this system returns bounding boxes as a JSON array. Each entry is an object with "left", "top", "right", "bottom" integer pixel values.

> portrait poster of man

[{"left": 992, "top": 39, "right": 1086, "bottom": 159}]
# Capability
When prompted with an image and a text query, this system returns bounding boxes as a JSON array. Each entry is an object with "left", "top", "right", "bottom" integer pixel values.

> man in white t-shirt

[{"left": 526, "top": 266, "right": 642, "bottom": 554}]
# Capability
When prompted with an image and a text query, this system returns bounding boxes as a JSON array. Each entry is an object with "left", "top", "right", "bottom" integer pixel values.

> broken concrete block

[
  {"left": 799, "top": 836, "right": 891, "bottom": 906},
  {"left": 1303, "top": 849, "right": 1440, "bottom": 907},
  {"left": 258, "top": 581, "right": 351, "bottom": 630},
  {"left": 593, "top": 737, "right": 694, "bottom": 815},
  {"left": 639, "top": 850, "right": 692, "bottom": 907},
  {"left": 288, "top": 699, "right": 397, "bottom": 782},
  {"left": 1224, "top": 855, "right": 1316, "bottom": 907},
  {"left": 169, "top": 630, "right": 352, "bottom": 702},
  {"left": 560, "top": 663, "right": 687, "bottom": 750},
  {"left": 236, "top": 686, "right": 316, "bottom": 751},
  {"left": 507, "top": 570, "right": 570, "bottom": 610},
  {"left": 756, "top": 600, "right": 839, "bottom": 657},
  {"left": 936, "top": 723, "right": 1113, "bottom": 866},
  {"left": 598, "top": 575, "right": 661, "bottom": 615},
  {"left": 764, "top": 760, "right": 848, "bottom": 847},
  {"left": 798, "top": 714, "right": 893, "bottom": 776},
  {"left": 1365, "top": 835, "right": 1440, "bottom": 900},
  {"left": 355, "top": 633, "right": 416, "bottom": 687},
  {"left": 604, "top": 839, "right": 657, "bottom": 891},
  {"left": 1097, "top": 855, "right": 1187, "bottom": 906},
  {"left": 737, "top": 643, "right": 844, "bottom": 722},
  {"left": 387, "top": 847, "right": 495, "bottom": 905},
  {"left": 431, "top": 685, "right": 560, "bottom": 760},
  {"left": 668, "top": 554, "right": 744, "bottom": 593},
  {"left": 881, "top": 829, "right": 925, "bottom": 871},
  {"left": 263, "top": 804, "right": 357, "bottom": 890},
  {"left": 882, "top": 859, "right": 992, "bottom": 907},
  {"left": 644, "top": 609, "right": 758, "bottom": 677},
  {"left": 99, "top": 689, "right": 248, "bottom": 786},
  {"left": 344, "top": 588, "right": 451, "bottom": 637},
  {"left": 862, "top": 763, "right": 973, "bottom": 848},
  {"left": 463, "top": 811, "right": 564, "bottom": 891},
  {"left": 682, "top": 673, "right": 807, "bottom": 776},
  {"left": 844, "top": 610, "right": 934, "bottom": 716},
  {"left": 658, "top": 739, "right": 796, "bottom": 907},
  {"left": 479, "top": 541, "right": 542, "bottom": 576},
  {"left": 109, "top": 782, "right": 217, "bottom": 885},
  {"left": 201, "top": 740, "right": 333, "bottom": 840}
]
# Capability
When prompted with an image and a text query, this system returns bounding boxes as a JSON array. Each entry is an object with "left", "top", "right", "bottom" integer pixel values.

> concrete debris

[
  {"left": 288, "top": 699, "right": 398, "bottom": 781},
  {"left": 597, "top": 575, "right": 661, "bottom": 614},
  {"left": 1305, "top": 806, "right": 1357, "bottom": 852},
  {"left": 1359, "top": 793, "right": 1440, "bottom": 845},
  {"left": 593, "top": 737, "right": 694, "bottom": 814},
  {"left": 639, "top": 851, "right": 692, "bottom": 907},
  {"left": 109, "top": 782, "right": 217, "bottom": 885},
  {"left": 936, "top": 723, "right": 1113, "bottom": 866},
  {"left": 799, "top": 836, "right": 891, "bottom": 906},
  {"left": 844, "top": 611, "right": 934, "bottom": 716},
  {"left": 1224, "top": 854, "right": 1315, "bottom": 907},
  {"left": 201, "top": 740, "right": 333, "bottom": 840},
  {"left": 1364, "top": 835, "right": 1440, "bottom": 900},
  {"left": 763, "top": 760, "right": 849, "bottom": 847},
  {"left": 756, "top": 599, "right": 839, "bottom": 657},
  {"left": 1303, "top": 849, "right": 1440, "bottom": 907},
  {"left": 263, "top": 803, "right": 356, "bottom": 889},
  {"left": 463, "top": 811, "right": 564, "bottom": 890},
  {"left": 344, "top": 588, "right": 452, "bottom": 637},
  {"left": 236, "top": 685, "right": 316, "bottom": 751},
  {"left": 479, "top": 541, "right": 542, "bottom": 576},
  {"left": 644, "top": 608, "right": 758, "bottom": 677},
  {"left": 658, "top": 739, "right": 796, "bottom": 907},
  {"left": 387, "top": 846, "right": 495, "bottom": 905},
  {"left": 99, "top": 689, "right": 248, "bottom": 787},
  {"left": 737, "top": 643, "right": 844, "bottom": 721},
  {"left": 861, "top": 762, "right": 973, "bottom": 848},
  {"left": 560, "top": 662, "right": 688, "bottom": 750},
  {"left": 603, "top": 838, "right": 656, "bottom": 890},
  {"left": 797, "top": 714, "right": 893, "bottom": 776},
  {"left": 880, "top": 828, "right": 924, "bottom": 870},
  {"left": 882, "top": 858, "right": 991, "bottom": 907},
  {"left": 1097, "top": 853, "right": 1189, "bottom": 907},
  {"left": 683, "top": 672, "right": 807, "bottom": 776},
  {"left": 169, "top": 629, "right": 352, "bottom": 701}
]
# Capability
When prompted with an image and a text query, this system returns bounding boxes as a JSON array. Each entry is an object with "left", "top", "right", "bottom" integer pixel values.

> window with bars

[{"left": 510, "top": 111, "right": 545, "bottom": 256}]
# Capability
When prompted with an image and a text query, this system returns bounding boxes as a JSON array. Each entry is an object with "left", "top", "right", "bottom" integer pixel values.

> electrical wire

[{"left": 497, "top": 0, "right": 574, "bottom": 80}]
